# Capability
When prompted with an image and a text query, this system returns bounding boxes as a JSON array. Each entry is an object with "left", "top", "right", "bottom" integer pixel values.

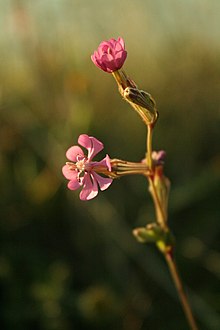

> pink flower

[
  {"left": 91, "top": 37, "right": 127, "bottom": 73},
  {"left": 62, "top": 134, "right": 113, "bottom": 201}
]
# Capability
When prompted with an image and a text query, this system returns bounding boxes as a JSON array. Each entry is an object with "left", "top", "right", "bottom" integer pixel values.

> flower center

[
  {"left": 67, "top": 156, "right": 92, "bottom": 182},
  {"left": 76, "top": 159, "right": 86, "bottom": 172}
]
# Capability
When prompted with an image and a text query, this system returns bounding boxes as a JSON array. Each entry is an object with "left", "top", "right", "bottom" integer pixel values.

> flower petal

[
  {"left": 66, "top": 146, "right": 84, "bottom": 162},
  {"left": 67, "top": 179, "right": 81, "bottom": 190},
  {"left": 78, "top": 134, "right": 103, "bottom": 160},
  {"left": 92, "top": 172, "right": 113, "bottom": 191},
  {"left": 92, "top": 155, "right": 112, "bottom": 171},
  {"left": 62, "top": 164, "right": 77, "bottom": 180},
  {"left": 105, "top": 155, "right": 112, "bottom": 171},
  {"left": 118, "top": 37, "right": 125, "bottom": 49},
  {"left": 79, "top": 173, "right": 98, "bottom": 200},
  {"left": 91, "top": 53, "right": 105, "bottom": 71}
]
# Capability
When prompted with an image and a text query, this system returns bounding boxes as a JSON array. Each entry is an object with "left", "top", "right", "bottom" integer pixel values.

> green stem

[
  {"left": 146, "top": 124, "right": 153, "bottom": 170},
  {"left": 164, "top": 252, "right": 199, "bottom": 330},
  {"left": 146, "top": 124, "right": 198, "bottom": 329},
  {"left": 146, "top": 124, "right": 167, "bottom": 230}
]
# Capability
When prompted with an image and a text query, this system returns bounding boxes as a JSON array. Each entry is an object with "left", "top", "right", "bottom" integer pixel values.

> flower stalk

[
  {"left": 62, "top": 36, "right": 199, "bottom": 330},
  {"left": 164, "top": 252, "right": 199, "bottom": 330},
  {"left": 144, "top": 118, "right": 198, "bottom": 330},
  {"left": 146, "top": 124, "right": 153, "bottom": 170}
]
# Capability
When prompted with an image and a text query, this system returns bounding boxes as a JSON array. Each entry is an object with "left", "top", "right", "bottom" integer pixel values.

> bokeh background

[{"left": 1, "top": 0, "right": 220, "bottom": 329}]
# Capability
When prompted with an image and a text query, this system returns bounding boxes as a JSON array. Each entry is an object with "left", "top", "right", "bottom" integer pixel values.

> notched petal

[
  {"left": 78, "top": 134, "right": 103, "bottom": 160},
  {"left": 66, "top": 146, "right": 84, "bottom": 162}
]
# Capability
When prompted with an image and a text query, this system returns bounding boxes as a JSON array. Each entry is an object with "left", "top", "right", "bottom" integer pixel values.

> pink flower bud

[{"left": 91, "top": 37, "right": 127, "bottom": 73}]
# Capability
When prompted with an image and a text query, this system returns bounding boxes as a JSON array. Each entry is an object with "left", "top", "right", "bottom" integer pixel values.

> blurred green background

[{"left": 1, "top": 0, "right": 220, "bottom": 329}]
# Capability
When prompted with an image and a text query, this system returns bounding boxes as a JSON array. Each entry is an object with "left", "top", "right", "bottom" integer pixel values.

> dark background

[{"left": 0, "top": 1, "right": 220, "bottom": 329}]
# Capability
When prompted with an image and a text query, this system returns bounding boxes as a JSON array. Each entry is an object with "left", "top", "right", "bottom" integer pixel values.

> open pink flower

[
  {"left": 91, "top": 37, "right": 127, "bottom": 73},
  {"left": 62, "top": 134, "right": 113, "bottom": 201}
]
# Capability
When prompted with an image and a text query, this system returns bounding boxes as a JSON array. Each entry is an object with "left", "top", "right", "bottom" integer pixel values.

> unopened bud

[
  {"left": 112, "top": 70, "right": 158, "bottom": 125},
  {"left": 123, "top": 87, "right": 156, "bottom": 113},
  {"left": 133, "top": 223, "right": 164, "bottom": 244},
  {"left": 133, "top": 223, "right": 174, "bottom": 252},
  {"left": 123, "top": 87, "right": 157, "bottom": 125}
]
